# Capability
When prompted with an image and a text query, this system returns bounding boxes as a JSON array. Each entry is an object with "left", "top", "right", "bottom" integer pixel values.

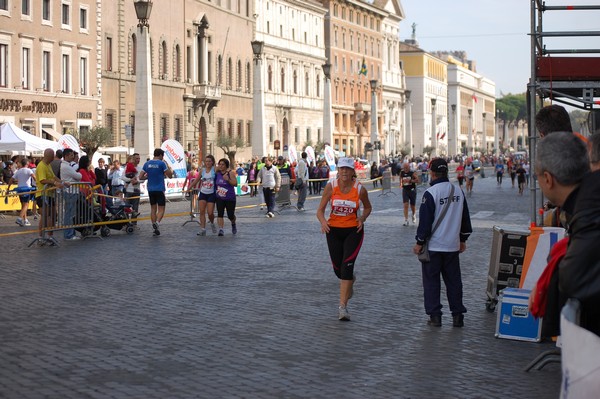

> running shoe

[
  {"left": 218, "top": 229, "right": 224, "bottom": 236},
  {"left": 268, "top": 212, "right": 275, "bottom": 218},
  {"left": 210, "top": 222, "right": 218, "bottom": 234},
  {"left": 338, "top": 305, "right": 351, "bottom": 321},
  {"left": 65, "top": 236, "right": 81, "bottom": 241},
  {"left": 403, "top": 219, "right": 409, "bottom": 226},
  {"left": 24, "top": 219, "right": 31, "bottom": 226},
  {"left": 152, "top": 222, "right": 160, "bottom": 236},
  {"left": 412, "top": 214, "right": 417, "bottom": 224},
  {"left": 197, "top": 228, "right": 206, "bottom": 236},
  {"left": 231, "top": 224, "right": 237, "bottom": 235},
  {"left": 15, "top": 217, "right": 23, "bottom": 226}
]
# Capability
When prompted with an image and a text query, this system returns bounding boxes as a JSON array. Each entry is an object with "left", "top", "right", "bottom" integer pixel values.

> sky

[{"left": 399, "top": 0, "right": 599, "bottom": 97}]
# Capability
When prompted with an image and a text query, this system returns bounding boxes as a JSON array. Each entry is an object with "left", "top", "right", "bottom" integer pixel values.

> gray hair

[
  {"left": 536, "top": 131, "right": 589, "bottom": 185},
  {"left": 589, "top": 133, "right": 600, "bottom": 164}
]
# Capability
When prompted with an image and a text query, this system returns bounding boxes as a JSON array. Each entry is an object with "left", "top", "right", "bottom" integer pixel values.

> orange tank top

[{"left": 328, "top": 179, "right": 362, "bottom": 228}]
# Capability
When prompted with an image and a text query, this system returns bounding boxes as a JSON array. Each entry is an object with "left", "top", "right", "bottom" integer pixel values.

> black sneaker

[
  {"left": 452, "top": 314, "right": 464, "bottom": 328},
  {"left": 152, "top": 222, "right": 160, "bottom": 236},
  {"left": 427, "top": 314, "right": 442, "bottom": 327}
]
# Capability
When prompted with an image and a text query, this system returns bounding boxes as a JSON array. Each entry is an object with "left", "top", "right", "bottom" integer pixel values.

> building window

[
  {"left": 236, "top": 59, "right": 242, "bottom": 90},
  {"left": 130, "top": 34, "right": 136, "bottom": 74},
  {"left": 0, "top": 0, "right": 7, "bottom": 11},
  {"left": 305, "top": 72, "right": 309, "bottom": 96},
  {"left": 217, "top": 55, "right": 222, "bottom": 85},
  {"left": 61, "top": 3, "right": 70, "bottom": 26},
  {"left": 227, "top": 57, "right": 232, "bottom": 89},
  {"left": 160, "top": 115, "right": 168, "bottom": 141},
  {"left": 129, "top": 113, "right": 135, "bottom": 147},
  {"left": 316, "top": 74, "right": 320, "bottom": 97},
  {"left": 80, "top": 7, "right": 87, "bottom": 30},
  {"left": 294, "top": 127, "right": 299, "bottom": 143},
  {"left": 227, "top": 119, "right": 233, "bottom": 138},
  {"left": 237, "top": 120, "right": 243, "bottom": 139},
  {"left": 79, "top": 57, "right": 87, "bottom": 95},
  {"left": 22, "top": 47, "right": 30, "bottom": 90},
  {"left": 317, "top": 128, "right": 321, "bottom": 142},
  {"left": 246, "top": 121, "right": 252, "bottom": 144},
  {"left": 42, "top": 51, "right": 51, "bottom": 91},
  {"left": 280, "top": 67, "right": 285, "bottom": 92},
  {"left": 306, "top": 128, "right": 311, "bottom": 142},
  {"left": 0, "top": 43, "right": 8, "bottom": 88},
  {"left": 174, "top": 116, "right": 182, "bottom": 143},
  {"left": 22, "top": 0, "right": 31, "bottom": 15},
  {"left": 106, "top": 111, "right": 115, "bottom": 144},
  {"left": 267, "top": 65, "right": 272, "bottom": 91},
  {"left": 42, "top": 0, "right": 50, "bottom": 20},
  {"left": 245, "top": 62, "right": 251, "bottom": 92},
  {"left": 61, "top": 54, "right": 70, "bottom": 93},
  {"left": 174, "top": 45, "right": 181, "bottom": 81},
  {"left": 105, "top": 37, "right": 112, "bottom": 71},
  {"left": 269, "top": 126, "right": 274, "bottom": 142},
  {"left": 160, "top": 40, "right": 167, "bottom": 79},
  {"left": 293, "top": 70, "right": 297, "bottom": 94}
]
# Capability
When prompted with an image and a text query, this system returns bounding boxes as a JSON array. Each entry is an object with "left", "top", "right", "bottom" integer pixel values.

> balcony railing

[{"left": 193, "top": 83, "right": 221, "bottom": 100}]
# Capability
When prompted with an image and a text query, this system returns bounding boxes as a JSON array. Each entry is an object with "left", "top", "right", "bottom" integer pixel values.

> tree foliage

[
  {"left": 569, "top": 109, "right": 589, "bottom": 134},
  {"left": 422, "top": 146, "right": 435, "bottom": 158},
  {"left": 496, "top": 93, "right": 527, "bottom": 123},
  {"left": 79, "top": 126, "right": 113, "bottom": 158},
  {"left": 216, "top": 134, "right": 246, "bottom": 164}
]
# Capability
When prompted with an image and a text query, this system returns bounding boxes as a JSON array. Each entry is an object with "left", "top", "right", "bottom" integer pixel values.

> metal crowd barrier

[
  {"left": 28, "top": 182, "right": 98, "bottom": 247},
  {"left": 182, "top": 188, "right": 201, "bottom": 226},
  {"left": 275, "top": 173, "right": 294, "bottom": 210}
]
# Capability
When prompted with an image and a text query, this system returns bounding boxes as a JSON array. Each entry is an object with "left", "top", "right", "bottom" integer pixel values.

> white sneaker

[
  {"left": 210, "top": 222, "right": 217, "bottom": 234},
  {"left": 403, "top": 219, "right": 409, "bottom": 226},
  {"left": 267, "top": 212, "right": 275, "bottom": 218},
  {"left": 412, "top": 215, "right": 417, "bottom": 224},
  {"left": 338, "top": 305, "right": 351, "bottom": 321},
  {"left": 24, "top": 219, "right": 31, "bottom": 226},
  {"left": 66, "top": 236, "right": 81, "bottom": 240},
  {"left": 197, "top": 228, "right": 206, "bottom": 236}
]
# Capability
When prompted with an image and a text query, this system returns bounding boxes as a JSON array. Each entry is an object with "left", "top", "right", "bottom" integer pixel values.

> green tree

[
  {"left": 496, "top": 93, "right": 527, "bottom": 148},
  {"left": 569, "top": 109, "right": 589, "bottom": 134},
  {"left": 399, "top": 141, "right": 411, "bottom": 160},
  {"left": 79, "top": 126, "right": 113, "bottom": 158},
  {"left": 422, "top": 145, "right": 435, "bottom": 158},
  {"left": 216, "top": 134, "right": 246, "bottom": 165},
  {"left": 314, "top": 140, "right": 325, "bottom": 154}
]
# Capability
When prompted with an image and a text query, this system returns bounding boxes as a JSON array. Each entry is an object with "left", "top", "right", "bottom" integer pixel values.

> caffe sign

[{"left": 0, "top": 99, "right": 58, "bottom": 114}]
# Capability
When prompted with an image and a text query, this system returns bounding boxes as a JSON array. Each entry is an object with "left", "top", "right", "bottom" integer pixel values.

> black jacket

[{"left": 559, "top": 170, "right": 600, "bottom": 336}]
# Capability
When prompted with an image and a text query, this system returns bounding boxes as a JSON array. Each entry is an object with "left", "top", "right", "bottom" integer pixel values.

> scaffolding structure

[{"left": 528, "top": 1, "right": 600, "bottom": 223}]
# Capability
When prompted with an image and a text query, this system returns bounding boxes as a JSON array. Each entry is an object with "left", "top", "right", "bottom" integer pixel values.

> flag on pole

[
  {"left": 472, "top": 94, "right": 478, "bottom": 103},
  {"left": 359, "top": 57, "right": 367, "bottom": 76}
]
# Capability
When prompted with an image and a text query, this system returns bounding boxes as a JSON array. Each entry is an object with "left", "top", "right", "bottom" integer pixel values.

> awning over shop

[{"left": 42, "top": 128, "right": 63, "bottom": 141}]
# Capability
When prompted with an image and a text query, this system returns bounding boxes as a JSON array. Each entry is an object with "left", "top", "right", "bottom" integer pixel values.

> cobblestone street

[{"left": 0, "top": 172, "right": 561, "bottom": 398}]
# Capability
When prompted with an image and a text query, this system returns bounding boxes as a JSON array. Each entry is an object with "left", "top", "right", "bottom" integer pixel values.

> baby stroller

[
  {"left": 74, "top": 191, "right": 102, "bottom": 238},
  {"left": 100, "top": 198, "right": 135, "bottom": 237}
]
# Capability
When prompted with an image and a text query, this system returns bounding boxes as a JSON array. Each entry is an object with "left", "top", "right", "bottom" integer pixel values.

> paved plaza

[{"left": 0, "top": 171, "right": 562, "bottom": 398}]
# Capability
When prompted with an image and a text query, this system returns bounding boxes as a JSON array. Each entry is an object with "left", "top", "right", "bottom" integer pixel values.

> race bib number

[
  {"left": 331, "top": 199, "right": 357, "bottom": 216},
  {"left": 216, "top": 186, "right": 228, "bottom": 198},
  {"left": 402, "top": 176, "right": 411, "bottom": 186},
  {"left": 201, "top": 180, "right": 214, "bottom": 191}
]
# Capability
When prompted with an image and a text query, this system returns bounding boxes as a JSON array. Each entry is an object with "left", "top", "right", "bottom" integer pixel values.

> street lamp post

[
  {"left": 450, "top": 104, "right": 456, "bottom": 157},
  {"left": 431, "top": 98, "right": 437, "bottom": 157},
  {"left": 405, "top": 90, "right": 412, "bottom": 158},
  {"left": 369, "top": 79, "right": 379, "bottom": 165},
  {"left": 322, "top": 63, "right": 333, "bottom": 149},
  {"left": 467, "top": 108, "right": 473, "bottom": 157},
  {"left": 482, "top": 112, "right": 487, "bottom": 155},
  {"left": 133, "top": 0, "right": 154, "bottom": 162},
  {"left": 251, "top": 40, "right": 267, "bottom": 157}
]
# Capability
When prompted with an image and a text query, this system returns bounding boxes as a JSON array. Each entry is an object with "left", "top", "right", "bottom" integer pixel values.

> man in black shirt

[{"left": 400, "top": 162, "right": 419, "bottom": 226}]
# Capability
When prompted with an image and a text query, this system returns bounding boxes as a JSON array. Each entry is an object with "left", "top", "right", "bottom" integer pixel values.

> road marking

[
  {"left": 371, "top": 208, "right": 403, "bottom": 214},
  {"left": 471, "top": 211, "right": 495, "bottom": 219}
]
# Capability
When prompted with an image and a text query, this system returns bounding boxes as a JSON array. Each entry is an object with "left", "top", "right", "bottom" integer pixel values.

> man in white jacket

[
  {"left": 257, "top": 157, "right": 281, "bottom": 218},
  {"left": 59, "top": 148, "right": 82, "bottom": 240},
  {"left": 295, "top": 152, "right": 309, "bottom": 211}
]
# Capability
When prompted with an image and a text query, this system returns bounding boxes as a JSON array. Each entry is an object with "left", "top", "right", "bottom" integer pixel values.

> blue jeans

[
  {"left": 296, "top": 184, "right": 308, "bottom": 209},
  {"left": 62, "top": 192, "right": 79, "bottom": 238}
]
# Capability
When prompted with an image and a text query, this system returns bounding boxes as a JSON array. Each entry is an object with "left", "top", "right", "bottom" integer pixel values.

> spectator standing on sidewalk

[
  {"left": 295, "top": 152, "right": 309, "bottom": 211},
  {"left": 60, "top": 148, "right": 82, "bottom": 240},
  {"left": 35, "top": 148, "right": 68, "bottom": 241},
  {"left": 139, "top": 148, "right": 173, "bottom": 236},
  {"left": 108, "top": 160, "right": 125, "bottom": 196},
  {"left": 413, "top": 158, "right": 472, "bottom": 328},
  {"left": 317, "top": 157, "right": 372, "bottom": 321},
  {"left": 257, "top": 157, "right": 281, "bottom": 218},
  {"left": 214, "top": 158, "right": 238, "bottom": 236},
  {"left": 122, "top": 153, "right": 144, "bottom": 220},
  {"left": 50, "top": 149, "right": 63, "bottom": 178}
]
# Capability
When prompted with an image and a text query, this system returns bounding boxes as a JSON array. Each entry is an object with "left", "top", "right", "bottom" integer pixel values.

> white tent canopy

[
  {"left": 0, "top": 122, "right": 60, "bottom": 155},
  {"left": 98, "top": 146, "right": 134, "bottom": 155}
]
